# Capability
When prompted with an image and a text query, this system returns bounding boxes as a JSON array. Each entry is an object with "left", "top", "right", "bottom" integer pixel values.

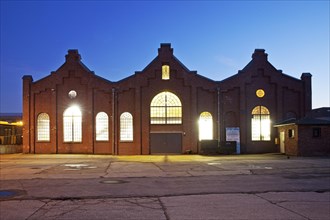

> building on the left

[{"left": 0, "top": 113, "right": 23, "bottom": 153}]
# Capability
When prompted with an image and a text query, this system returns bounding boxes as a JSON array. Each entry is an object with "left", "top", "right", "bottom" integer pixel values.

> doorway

[
  {"left": 280, "top": 131, "right": 285, "bottom": 153},
  {"left": 150, "top": 133, "right": 182, "bottom": 154}
]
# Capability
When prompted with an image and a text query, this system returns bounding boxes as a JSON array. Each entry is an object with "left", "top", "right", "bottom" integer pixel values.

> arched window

[
  {"left": 251, "top": 106, "right": 271, "bottom": 141},
  {"left": 96, "top": 112, "right": 109, "bottom": 141},
  {"left": 199, "top": 112, "right": 213, "bottom": 140},
  {"left": 37, "top": 113, "right": 50, "bottom": 141},
  {"left": 150, "top": 91, "right": 182, "bottom": 124},
  {"left": 120, "top": 112, "right": 133, "bottom": 141},
  {"left": 63, "top": 106, "right": 82, "bottom": 142}
]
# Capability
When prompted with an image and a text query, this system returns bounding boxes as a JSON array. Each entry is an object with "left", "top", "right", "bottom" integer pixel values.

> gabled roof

[
  {"left": 28, "top": 50, "right": 113, "bottom": 85},
  {"left": 117, "top": 43, "right": 215, "bottom": 84},
  {"left": 274, "top": 107, "right": 330, "bottom": 126},
  {"left": 220, "top": 49, "right": 304, "bottom": 84}
]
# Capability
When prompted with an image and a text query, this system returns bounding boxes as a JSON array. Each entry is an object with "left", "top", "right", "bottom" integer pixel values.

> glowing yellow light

[
  {"left": 199, "top": 112, "right": 213, "bottom": 140},
  {"left": 256, "top": 89, "right": 265, "bottom": 98},
  {"left": 162, "top": 65, "right": 170, "bottom": 80}
]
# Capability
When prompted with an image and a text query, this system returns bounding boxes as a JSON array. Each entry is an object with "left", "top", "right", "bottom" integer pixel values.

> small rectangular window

[
  {"left": 162, "top": 65, "right": 170, "bottom": 80},
  {"left": 312, "top": 127, "right": 321, "bottom": 138},
  {"left": 288, "top": 129, "right": 294, "bottom": 138}
]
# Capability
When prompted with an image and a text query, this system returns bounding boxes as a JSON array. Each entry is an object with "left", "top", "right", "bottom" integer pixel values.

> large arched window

[
  {"left": 199, "top": 112, "right": 213, "bottom": 140},
  {"left": 251, "top": 106, "right": 271, "bottom": 141},
  {"left": 96, "top": 112, "right": 109, "bottom": 141},
  {"left": 37, "top": 113, "right": 50, "bottom": 141},
  {"left": 63, "top": 106, "right": 82, "bottom": 142},
  {"left": 150, "top": 91, "right": 182, "bottom": 124},
  {"left": 120, "top": 112, "right": 133, "bottom": 141}
]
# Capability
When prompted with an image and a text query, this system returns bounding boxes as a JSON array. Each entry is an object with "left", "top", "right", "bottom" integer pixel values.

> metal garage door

[{"left": 150, "top": 133, "right": 182, "bottom": 154}]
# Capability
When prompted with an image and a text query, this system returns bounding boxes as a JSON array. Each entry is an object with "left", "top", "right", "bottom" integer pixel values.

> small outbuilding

[{"left": 275, "top": 107, "right": 330, "bottom": 156}]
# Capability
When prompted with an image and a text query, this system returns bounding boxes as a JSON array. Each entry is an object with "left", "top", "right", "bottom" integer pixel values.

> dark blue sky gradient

[{"left": 1, "top": 1, "right": 329, "bottom": 113}]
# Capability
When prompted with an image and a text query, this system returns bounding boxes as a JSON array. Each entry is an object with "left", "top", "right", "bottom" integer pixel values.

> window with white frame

[
  {"left": 37, "top": 113, "right": 50, "bottom": 141},
  {"left": 63, "top": 106, "right": 82, "bottom": 142},
  {"left": 150, "top": 91, "right": 182, "bottom": 124},
  {"left": 96, "top": 112, "right": 109, "bottom": 141},
  {"left": 251, "top": 106, "right": 271, "bottom": 141},
  {"left": 120, "top": 112, "right": 133, "bottom": 141}
]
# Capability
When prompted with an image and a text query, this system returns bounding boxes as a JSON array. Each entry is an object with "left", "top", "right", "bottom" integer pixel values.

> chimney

[
  {"left": 65, "top": 49, "right": 81, "bottom": 63},
  {"left": 158, "top": 43, "right": 173, "bottom": 61},
  {"left": 301, "top": 72, "right": 312, "bottom": 114},
  {"left": 252, "top": 49, "right": 268, "bottom": 61}
]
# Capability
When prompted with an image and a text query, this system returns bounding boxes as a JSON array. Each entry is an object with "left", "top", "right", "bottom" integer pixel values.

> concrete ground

[{"left": 0, "top": 154, "right": 329, "bottom": 220}]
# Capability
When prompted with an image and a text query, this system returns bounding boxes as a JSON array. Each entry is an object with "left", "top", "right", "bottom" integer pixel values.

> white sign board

[{"left": 226, "top": 127, "right": 240, "bottom": 154}]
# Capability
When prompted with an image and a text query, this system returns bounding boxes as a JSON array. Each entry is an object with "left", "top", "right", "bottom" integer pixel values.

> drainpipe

[
  {"left": 112, "top": 88, "right": 115, "bottom": 155},
  {"left": 217, "top": 87, "right": 220, "bottom": 148}
]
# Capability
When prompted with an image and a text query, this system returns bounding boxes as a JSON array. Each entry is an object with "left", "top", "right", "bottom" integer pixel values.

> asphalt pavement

[{"left": 0, "top": 154, "right": 329, "bottom": 220}]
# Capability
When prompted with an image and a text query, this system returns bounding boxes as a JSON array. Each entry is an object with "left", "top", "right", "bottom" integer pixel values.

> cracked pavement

[{"left": 0, "top": 154, "right": 329, "bottom": 219}]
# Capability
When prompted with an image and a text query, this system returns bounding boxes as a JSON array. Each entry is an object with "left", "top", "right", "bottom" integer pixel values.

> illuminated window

[
  {"left": 150, "top": 91, "right": 182, "bottom": 124},
  {"left": 120, "top": 112, "right": 133, "bottom": 141},
  {"left": 256, "top": 89, "right": 265, "bottom": 98},
  {"left": 68, "top": 90, "right": 77, "bottom": 99},
  {"left": 251, "top": 106, "right": 271, "bottom": 141},
  {"left": 96, "top": 112, "right": 109, "bottom": 141},
  {"left": 63, "top": 106, "right": 82, "bottom": 142},
  {"left": 199, "top": 112, "right": 213, "bottom": 140},
  {"left": 162, "top": 65, "right": 170, "bottom": 80},
  {"left": 37, "top": 113, "right": 50, "bottom": 141},
  {"left": 288, "top": 129, "right": 295, "bottom": 138}
]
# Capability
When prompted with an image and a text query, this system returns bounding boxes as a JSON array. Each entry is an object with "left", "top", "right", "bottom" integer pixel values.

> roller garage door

[{"left": 150, "top": 133, "right": 182, "bottom": 154}]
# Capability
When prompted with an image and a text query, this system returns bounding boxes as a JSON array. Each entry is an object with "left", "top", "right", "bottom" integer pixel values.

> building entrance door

[
  {"left": 280, "top": 131, "right": 285, "bottom": 153},
  {"left": 150, "top": 133, "right": 182, "bottom": 154}
]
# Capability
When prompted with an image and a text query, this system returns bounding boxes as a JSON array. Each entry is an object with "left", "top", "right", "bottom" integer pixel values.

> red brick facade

[
  {"left": 275, "top": 108, "right": 330, "bottom": 156},
  {"left": 22, "top": 44, "right": 312, "bottom": 154}
]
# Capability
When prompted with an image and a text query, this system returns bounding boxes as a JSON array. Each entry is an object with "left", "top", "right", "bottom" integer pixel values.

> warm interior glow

[
  {"left": 162, "top": 65, "right": 170, "bottom": 80},
  {"left": 251, "top": 106, "right": 271, "bottom": 141},
  {"left": 256, "top": 89, "right": 265, "bottom": 98},
  {"left": 0, "top": 121, "right": 23, "bottom": 126},
  {"left": 261, "top": 118, "right": 271, "bottom": 140},
  {"left": 150, "top": 91, "right": 182, "bottom": 124},
  {"left": 199, "top": 112, "right": 213, "bottom": 140},
  {"left": 63, "top": 106, "right": 82, "bottom": 142}
]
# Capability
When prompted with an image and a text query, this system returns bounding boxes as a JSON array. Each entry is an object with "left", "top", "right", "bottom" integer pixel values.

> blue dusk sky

[{"left": 0, "top": 0, "right": 329, "bottom": 113}]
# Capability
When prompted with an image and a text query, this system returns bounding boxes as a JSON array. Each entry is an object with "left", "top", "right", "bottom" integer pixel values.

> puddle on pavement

[
  {"left": 0, "top": 189, "right": 25, "bottom": 199},
  {"left": 207, "top": 162, "right": 222, "bottom": 165},
  {"left": 100, "top": 180, "right": 128, "bottom": 184},
  {"left": 63, "top": 164, "right": 97, "bottom": 171}
]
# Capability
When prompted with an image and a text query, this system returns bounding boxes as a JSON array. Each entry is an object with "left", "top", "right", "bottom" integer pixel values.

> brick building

[
  {"left": 275, "top": 107, "right": 330, "bottom": 156},
  {"left": 22, "top": 44, "right": 312, "bottom": 155}
]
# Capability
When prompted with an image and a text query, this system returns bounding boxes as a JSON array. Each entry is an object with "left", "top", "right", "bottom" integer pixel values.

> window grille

[
  {"left": 150, "top": 91, "right": 182, "bottom": 124},
  {"left": 63, "top": 106, "right": 82, "bottom": 142},
  {"left": 120, "top": 112, "right": 133, "bottom": 141},
  {"left": 96, "top": 112, "right": 109, "bottom": 141},
  {"left": 37, "top": 113, "right": 50, "bottom": 141},
  {"left": 251, "top": 106, "right": 271, "bottom": 141}
]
